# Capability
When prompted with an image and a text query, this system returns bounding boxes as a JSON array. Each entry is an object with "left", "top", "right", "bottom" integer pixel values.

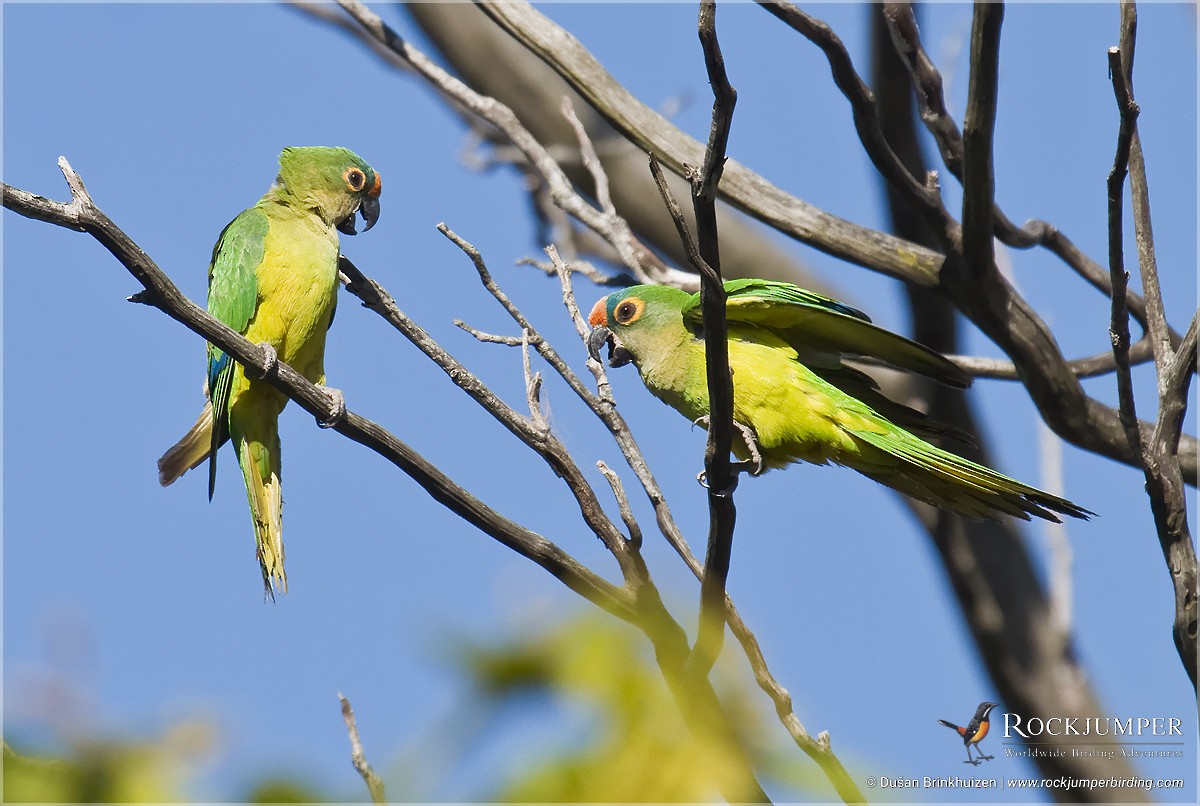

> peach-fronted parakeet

[
  {"left": 157, "top": 146, "right": 382, "bottom": 596},
  {"left": 587, "top": 279, "right": 1091, "bottom": 522}
]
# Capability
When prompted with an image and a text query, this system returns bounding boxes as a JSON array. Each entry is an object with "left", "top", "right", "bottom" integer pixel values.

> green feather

[
  {"left": 681, "top": 278, "right": 971, "bottom": 389},
  {"left": 205, "top": 207, "right": 268, "bottom": 499}
]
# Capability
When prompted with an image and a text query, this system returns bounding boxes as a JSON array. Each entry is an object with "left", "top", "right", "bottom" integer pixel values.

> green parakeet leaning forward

[
  {"left": 158, "top": 146, "right": 382, "bottom": 597},
  {"left": 587, "top": 279, "right": 1092, "bottom": 522}
]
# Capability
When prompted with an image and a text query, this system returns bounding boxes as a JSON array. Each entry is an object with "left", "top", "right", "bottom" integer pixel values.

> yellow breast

[{"left": 243, "top": 213, "right": 339, "bottom": 381}]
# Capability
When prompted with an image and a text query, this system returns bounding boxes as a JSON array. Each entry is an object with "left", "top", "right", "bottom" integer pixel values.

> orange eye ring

[
  {"left": 613, "top": 297, "right": 645, "bottom": 326},
  {"left": 344, "top": 167, "right": 367, "bottom": 192}
]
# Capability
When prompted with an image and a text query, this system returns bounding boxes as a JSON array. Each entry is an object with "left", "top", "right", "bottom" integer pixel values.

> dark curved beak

[
  {"left": 337, "top": 195, "right": 381, "bottom": 236},
  {"left": 587, "top": 325, "right": 612, "bottom": 363},
  {"left": 358, "top": 194, "right": 380, "bottom": 232},
  {"left": 587, "top": 325, "right": 633, "bottom": 368}
]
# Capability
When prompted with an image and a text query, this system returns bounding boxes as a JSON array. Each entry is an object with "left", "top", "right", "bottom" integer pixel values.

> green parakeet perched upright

[
  {"left": 158, "top": 146, "right": 382, "bottom": 597},
  {"left": 587, "top": 279, "right": 1092, "bottom": 522}
]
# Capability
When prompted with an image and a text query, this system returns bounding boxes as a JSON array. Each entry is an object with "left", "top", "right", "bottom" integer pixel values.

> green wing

[
  {"left": 205, "top": 207, "right": 268, "bottom": 499},
  {"left": 682, "top": 278, "right": 971, "bottom": 389}
]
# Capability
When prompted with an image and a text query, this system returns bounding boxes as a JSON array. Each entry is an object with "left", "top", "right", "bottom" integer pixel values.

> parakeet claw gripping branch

[
  {"left": 158, "top": 147, "right": 382, "bottom": 598},
  {"left": 588, "top": 279, "right": 1094, "bottom": 523}
]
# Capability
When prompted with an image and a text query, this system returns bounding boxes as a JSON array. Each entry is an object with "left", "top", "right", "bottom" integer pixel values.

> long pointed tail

[
  {"left": 234, "top": 409, "right": 287, "bottom": 599},
  {"left": 159, "top": 402, "right": 218, "bottom": 486},
  {"left": 850, "top": 426, "right": 1094, "bottom": 522},
  {"left": 938, "top": 719, "right": 965, "bottom": 736}
]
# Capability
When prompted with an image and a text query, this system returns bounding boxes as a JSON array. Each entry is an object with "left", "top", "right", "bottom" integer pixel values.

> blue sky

[{"left": 4, "top": 2, "right": 1197, "bottom": 802}]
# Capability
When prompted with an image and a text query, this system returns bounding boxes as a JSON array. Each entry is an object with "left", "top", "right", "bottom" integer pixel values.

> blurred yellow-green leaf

[
  {"left": 455, "top": 612, "right": 776, "bottom": 801},
  {"left": 4, "top": 735, "right": 191, "bottom": 803}
]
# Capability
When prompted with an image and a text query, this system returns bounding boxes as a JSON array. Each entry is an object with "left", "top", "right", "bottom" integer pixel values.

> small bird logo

[{"left": 939, "top": 701, "right": 998, "bottom": 765}]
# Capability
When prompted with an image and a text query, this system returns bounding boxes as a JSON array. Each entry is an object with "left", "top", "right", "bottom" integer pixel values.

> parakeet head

[
  {"left": 275, "top": 146, "right": 381, "bottom": 235},
  {"left": 587, "top": 284, "right": 692, "bottom": 368}
]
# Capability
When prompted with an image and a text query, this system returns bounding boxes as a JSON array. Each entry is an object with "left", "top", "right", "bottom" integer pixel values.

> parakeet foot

[
  {"left": 733, "top": 421, "right": 765, "bottom": 477},
  {"left": 696, "top": 469, "right": 739, "bottom": 498},
  {"left": 317, "top": 387, "right": 346, "bottom": 429},
  {"left": 691, "top": 415, "right": 765, "bottom": 477},
  {"left": 252, "top": 342, "right": 279, "bottom": 379}
]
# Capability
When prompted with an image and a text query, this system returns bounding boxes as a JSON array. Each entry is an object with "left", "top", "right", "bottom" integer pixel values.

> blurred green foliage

[
  {"left": 6, "top": 612, "right": 836, "bottom": 801},
  {"left": 4, "top": 727, "right": 203, "bottom": 803},
  {"left": 448, "top": 612, "right": 824, "bottom": 801},
  {"left": 3, "top": 736, "right": 329, "bottom": 804}
]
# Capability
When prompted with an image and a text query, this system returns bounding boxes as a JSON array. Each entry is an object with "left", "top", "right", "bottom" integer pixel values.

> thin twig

[
  {"left": 517, "top": 255, "right": 636, "bottom": 288},
  {"left": 562, "top": 96, "right": 614, "bottom": 213},
  {"left": 942, "top": 337, "right": 1158, "bottom": 381},
  {"left": 338, "top": 694, "right": 386, "bottom": 805},
  {"left": 521, "top": 330, "right": 548, "bottom": 434},
  {"left": 649, "top": 153, "right": 738, "bottom": 675},
  {"left": 1106, "top": 47, "right": 1145, "bottom": 458},
  {"left": 454, "top": 320, "right": 528, "bottom": 346},
  {"left": 1155, "top": 311, "right": 1199, "bottom": 454},
  {"left": 597, "top": 460, "right": 642, "bottom": 549}
]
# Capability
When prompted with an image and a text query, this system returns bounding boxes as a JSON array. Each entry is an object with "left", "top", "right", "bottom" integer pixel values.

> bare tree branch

[
  {"left": 881, "top": 0, "right": 1181, "bottom": 347},
  {"left": 870, "top": 8, "right": 1149, "bottom": 795},
  {"left": 1156, "top": 312, "right": 1199, "bottom": 457},
  {"left": 942, "top": 338, "right": 1158, "bottom": 381},
  {"left": 759, "top": 0, "right": 1168, "bottom": 399},
  {"left": 1106, "top": 45, "right": 1146, "bottom": 465},
  {"left": 597, "top": 460, "right": 642, "bottom": 549},
  {"left": 338, "top": 694, "right": 386, "bottom": 805},
  {"left": 1108, "top": 0, "right": 1197, "bottom": 687},
  {"left": 960, "top": 2, "right": 1002, "bottom": 281}
]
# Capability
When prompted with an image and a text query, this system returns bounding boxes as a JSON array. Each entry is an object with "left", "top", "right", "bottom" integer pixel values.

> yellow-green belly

[{"left": 642, "top": 333, "right": 885, "bottom": 470}]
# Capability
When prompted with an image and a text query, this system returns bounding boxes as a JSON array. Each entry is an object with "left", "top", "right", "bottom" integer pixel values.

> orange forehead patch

[
  {"left": 368, "top": 170, "right": 382, "bottom": 197},
  {"left": 588, "top": 298, "right": 608, "bottom": 326}
]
